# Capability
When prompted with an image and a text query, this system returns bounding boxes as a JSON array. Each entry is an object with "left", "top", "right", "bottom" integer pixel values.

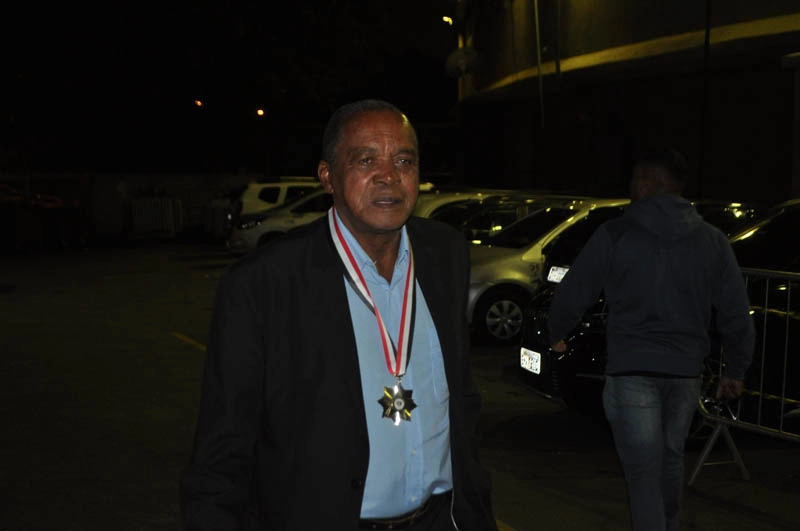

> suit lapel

[
  {"left": 308, "top": 220, "right": 369, "bottom": 423},
  {"left": 407, "top": 223, "right": 460, "bottom": 385}
]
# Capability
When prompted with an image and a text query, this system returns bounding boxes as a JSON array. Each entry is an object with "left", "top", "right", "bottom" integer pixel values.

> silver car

[
  {"left": 228, "top": 183, "right": 461, "bottom": 253},
  {"left": 468, "top": 197, "right": 630, "bottom": 344},
  {"left": 227, "top": 188, "right": 333, "bottom": 253}
]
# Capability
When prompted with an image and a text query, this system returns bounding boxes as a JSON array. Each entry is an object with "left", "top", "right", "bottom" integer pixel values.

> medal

[
  {"left": 379, "top": 381, "right": 418, "bottom": 425},
  {"left": 329, "top": 208, "right": 418, "bottom": 425}
]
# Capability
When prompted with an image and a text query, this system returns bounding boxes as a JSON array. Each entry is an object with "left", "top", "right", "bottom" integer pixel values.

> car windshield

[
  {"left": 281, "top": 186, "right": 322, "bottom": 208},
  {"left": 429, "top": 199, "right": 484, "bottom": 225},
  {"left": 694, "top": 202, "right": 764, "bottom": 236},
  {"left": 483, "top": 207, "right": 575, "bottom": 248},
  {"left": 729, "top": 204, "right": 800, "bottom": 272}
]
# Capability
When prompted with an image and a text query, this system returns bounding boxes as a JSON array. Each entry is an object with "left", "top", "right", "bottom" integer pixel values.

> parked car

[
  {"left": 412, "top": 188, "right": 508, "bottom": 219},
  {"left": 468, "top": 197, "right": 630, "bottom": 344},
  {"left": 227, "top": 187, "right": 333, "bottom": 253},
  {"left": 431, "top": 192, "right": 591, "bottom": 242},
  {"left": 726, "top": 197, "right": 800, "bottom": 270},
  {"left": 692, "top": 199, "right": 766, "bottom": 236},
  {"left": 518, "top": 198, "right": 800, "bottom": 422},
  {"left": 228, "top": 182, "right": 444, "bottom": 254},
  {"left": 225, "top": 176, "right": 321, "bottom": 232}
]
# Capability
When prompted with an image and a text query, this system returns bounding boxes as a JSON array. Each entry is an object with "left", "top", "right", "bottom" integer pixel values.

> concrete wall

[
  {"left": 1, "top": 172, "right": 259, "bottom": 243},
  {"left": 455, "top": 1, "right": 800, "bottom": 205},
  {"left": 459, "top": 66, "right": 796, "bottom": 205},
  {"left": 467, "top": 0, "right": 800, "bottom": 91}
]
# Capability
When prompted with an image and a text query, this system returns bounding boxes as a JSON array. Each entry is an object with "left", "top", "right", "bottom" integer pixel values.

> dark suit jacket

[{"left": 181, "top": 215, "right": 496, "bottom": 530}]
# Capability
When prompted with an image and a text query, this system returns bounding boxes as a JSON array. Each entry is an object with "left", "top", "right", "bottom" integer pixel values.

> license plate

[
  {"left": 520, "top": 348, "right": 541, "bottom": 374},
  {"left": 547, "top": 266, "right": 569, "bottom": 283}
]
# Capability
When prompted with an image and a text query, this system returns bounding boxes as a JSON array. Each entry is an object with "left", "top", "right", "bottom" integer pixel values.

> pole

[
  {"left": 534, "top": 0, "right": 544, "bottom": 129},
  {"left": 697, "top": 0, "right": 712, "bottom": 199}
]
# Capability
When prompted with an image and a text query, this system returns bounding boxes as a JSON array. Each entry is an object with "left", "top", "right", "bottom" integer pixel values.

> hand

[
  {"left": 715, "top": 376, "right": 744, "bottom": 402},
  {"left": 551, "top": 339, "right": 567, "bottom": 352}
]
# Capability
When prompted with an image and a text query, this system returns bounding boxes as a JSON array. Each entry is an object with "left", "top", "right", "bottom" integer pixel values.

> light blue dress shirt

[{"left": 334, "top": 211, "right": 453, "bottom": 518}]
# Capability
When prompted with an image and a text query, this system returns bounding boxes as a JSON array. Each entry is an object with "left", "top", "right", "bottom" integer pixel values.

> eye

[{"left": 359, "top": 157, "right": 373, "bottom": 166}]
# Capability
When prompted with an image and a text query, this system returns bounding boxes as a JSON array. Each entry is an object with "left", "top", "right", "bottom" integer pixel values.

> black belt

[{"left": 359, "top": 491, "right": 451, "bottom": 530}]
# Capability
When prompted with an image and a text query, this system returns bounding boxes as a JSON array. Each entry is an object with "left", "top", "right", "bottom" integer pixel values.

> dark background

[
  {"left": 1, "top": 2, "right": 459, "bottom": 175},
  {"left": 3, "top": 3, "right": 799, "bottom": 216}
]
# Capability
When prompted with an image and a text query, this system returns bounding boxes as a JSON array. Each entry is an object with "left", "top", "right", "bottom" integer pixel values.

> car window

[
  {"left": 465, "top": 206, "right": 519, "bottom": 233},
  {"left": 257, "top": 187, "right": 280, "bottom": 203},
  {"left": 730, "top": 207, "right": 800, "bottom": 272},
  {"left": 429, "top": 199, "right": 480, "bottom": 224},
  {"left": 485, "top": 208, "right": 574, "bottom": 248},
  {"left": 292, "top": 193, "right": 333, "bottom": 214},
  {"left": 544, "top": 206, "right": 627, "bottom": 266},
  {"left": 695, "top": 203, "right": 763, "bottom": 236},
  {"left": 282, "top": 186, "right": 319, "bottom": 207},
  {"left": 286, "top": 185, "right": 316, "bottom": 201}
]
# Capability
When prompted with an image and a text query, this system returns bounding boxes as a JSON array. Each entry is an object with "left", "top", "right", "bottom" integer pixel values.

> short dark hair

[
  {"left": 634, "top": 147, "right": 688, "bottom": 192},
  {"left": 320, "top": 99, "right": 417, "bottom": 166}
]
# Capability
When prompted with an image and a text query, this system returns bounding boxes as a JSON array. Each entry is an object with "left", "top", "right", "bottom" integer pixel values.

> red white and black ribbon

[{"left": 328, "top": 207, "right": 415, "bottom": 379}]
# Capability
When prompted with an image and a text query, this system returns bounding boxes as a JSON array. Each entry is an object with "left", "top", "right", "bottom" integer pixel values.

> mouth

[{"left": 372, "top": 196, "right": 404, "bottom": 207}]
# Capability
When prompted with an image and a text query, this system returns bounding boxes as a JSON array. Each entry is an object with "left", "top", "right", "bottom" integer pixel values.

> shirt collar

[{"left": 333, "top": 208, "right": 409, "bottom": 272}]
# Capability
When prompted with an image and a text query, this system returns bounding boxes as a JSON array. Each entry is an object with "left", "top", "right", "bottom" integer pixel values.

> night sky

[{"left": 2, "top": 2, "right": 459, "bottom": 174}]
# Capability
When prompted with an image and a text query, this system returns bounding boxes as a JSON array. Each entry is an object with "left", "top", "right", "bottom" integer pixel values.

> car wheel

[{"left": 473, "top": 288, "right": 529, "bottom": 345}]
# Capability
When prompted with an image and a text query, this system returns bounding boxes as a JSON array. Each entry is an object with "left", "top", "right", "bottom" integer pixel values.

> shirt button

[
  {"left": 411, "top": 449, "right": 417, "bottom": 456},
  {"left": 411, "top": 495, "right": 418, "bottom": 502}
]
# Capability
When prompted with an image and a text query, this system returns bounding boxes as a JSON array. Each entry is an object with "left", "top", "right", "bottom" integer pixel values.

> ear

[{"left": 318, "top": 161, "right": 334, "bottom": 193}]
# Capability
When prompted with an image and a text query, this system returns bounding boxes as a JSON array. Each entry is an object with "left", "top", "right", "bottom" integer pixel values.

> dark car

[
  {"left": 467, "top": 197, "right": 629, "bottom": 344},
  {"left": 518, "top": 198, "right": 800, "bottom": 430},
  {"left": 691, "top": 199, "right": 766, "bottom": 236},
  {"left": 517, "top": 205, "right": 628, "bottom": 409},
  {"left": 429, "top": 192, "right": 591, "bottom": 242}
]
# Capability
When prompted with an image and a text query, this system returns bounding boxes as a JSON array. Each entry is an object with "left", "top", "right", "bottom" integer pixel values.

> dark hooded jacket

[{"left": 547, "top": 194, "right": 754, "bottom": 379}]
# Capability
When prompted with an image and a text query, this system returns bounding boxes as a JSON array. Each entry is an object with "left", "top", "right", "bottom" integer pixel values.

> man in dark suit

[{"left": 181, "top": 99, "right": 497, "bottom": 531}]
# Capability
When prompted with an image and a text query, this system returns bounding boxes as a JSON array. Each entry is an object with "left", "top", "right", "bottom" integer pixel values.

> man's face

[{"left": 318, "top": 110, "right": 419, "bottom": 238}]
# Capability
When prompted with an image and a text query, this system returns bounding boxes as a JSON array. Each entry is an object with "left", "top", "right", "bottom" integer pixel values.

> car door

[{"left": 288, "top": 192, "right": 334, "bottom": 228}]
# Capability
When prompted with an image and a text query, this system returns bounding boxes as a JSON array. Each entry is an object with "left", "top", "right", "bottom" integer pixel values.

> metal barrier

[{"left": 689, "top": 267, "right": 800, "bottom": 484}]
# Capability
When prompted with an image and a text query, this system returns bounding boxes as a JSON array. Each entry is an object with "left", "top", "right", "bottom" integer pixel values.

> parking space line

[{"left": 171, "top": 332, "right": 207, "bottom": 352}]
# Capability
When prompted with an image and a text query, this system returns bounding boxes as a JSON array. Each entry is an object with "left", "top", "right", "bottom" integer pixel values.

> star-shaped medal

[{"left": 378, "top": 382, "right": 417, "bottom": 426}]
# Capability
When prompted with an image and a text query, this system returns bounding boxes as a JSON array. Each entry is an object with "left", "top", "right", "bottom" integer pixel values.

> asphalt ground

[{"left": 1, "top": 241, "right": 798, "bottom": 530}]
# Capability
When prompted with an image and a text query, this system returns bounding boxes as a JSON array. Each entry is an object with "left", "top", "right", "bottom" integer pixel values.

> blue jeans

[{"left": 603, "top": 374, "right": 701, "bottom": 531}]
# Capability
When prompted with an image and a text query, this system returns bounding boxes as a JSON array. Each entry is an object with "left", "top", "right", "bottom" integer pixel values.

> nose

[{"left": 372, "top": 160, "right": 400, "bottom": 185}]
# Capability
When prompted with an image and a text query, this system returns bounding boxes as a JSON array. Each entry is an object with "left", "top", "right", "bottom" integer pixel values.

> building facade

[{"left": 450, "top": 0, "right": 800, "bottom": 203}]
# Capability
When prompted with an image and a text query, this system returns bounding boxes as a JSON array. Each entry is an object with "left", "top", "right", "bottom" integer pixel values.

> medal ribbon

[{"left": 328, "top": 207, "right": 415, "bottom": 378}]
